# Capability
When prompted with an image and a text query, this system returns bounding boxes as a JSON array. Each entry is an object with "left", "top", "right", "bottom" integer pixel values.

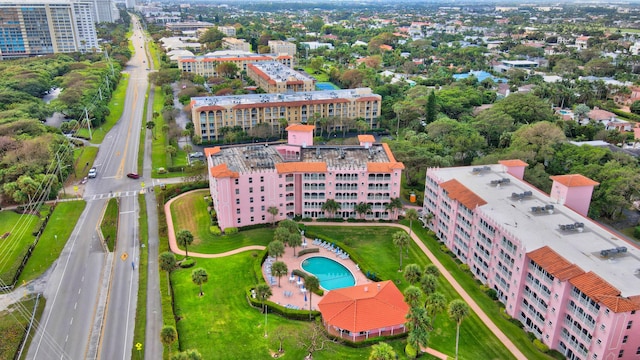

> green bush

[
  {"left": 459, "top": 263, "right": 470, "bottom": 272},
  {"left": 486, "top": 288, "right": 499, "bottom": 300},
  {"left": 291, "top": 269, "right": 324, "bottom": 296},
  {"left": 238, "top": 223, "right": 269, "bottom": 231},
  {"left": 246, "top": 287, "right": 319, "bottom": 320},
  {"left": 224, "top": 227, "right": 238, "bottom": 235},
  {"left": 440, "top": 244, "right": 449, "bottom": 253},
  {"left": 533, "top": 339, "right": 549, "bottom": 353},
  {"left": 157, "top": 167, "right": 167, "bottom": 174},
  {"left": 633, "top": 226, "right": 640, "bottom": 239},
  {"left": 209, "top": 226, "right": 221, "bottom": 236},
  {"left": 298, "top": 248, "right": 320, "bottom": 256},
  {"left": 405, "top": 343, "right": 417, "bottom": 359},
  {"left": 180, "top": 258, "right": 196, "bottom": 268}
]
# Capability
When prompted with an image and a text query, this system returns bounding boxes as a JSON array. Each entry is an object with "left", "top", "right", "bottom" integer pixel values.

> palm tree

[
  {"left": 273, "top": 226, "right": 291, "bottom": 244},
  {"left": 271, "top": 261, "right": 288, "bottom": 287},
  {"left": 278, "top": 118, "right": 288, "bottom": 139},
  {"left": 405, "top": 208, "right": 419, "bottom": 241},
  {"left": 404, "top": 264, "right": 422, "bottom": 285},
  {"left": 159, "top": 252, "right": 176, "bottom": 296},
  {"left": 355, "top": 202, "right": 372, "bottom": 220},
  {"left": 267, "top": 240, "right": 285, "bottom": 260},
  {"left": 369, "top": 342, "right": 396, "bottom": 360},
  {"left": 256, "top": 283, "right": 273, "bottom": 337},
  {"left": 424, "top": 264, "right": 441, "bottom": 278},
  {"left": 405, "top": 306, "right": 431, "bottom": 352},
  {"left": 287, "top": 232, "right": 303, "bottom": 256},
  {"left": 392, "top": 231, "right": 410, "bottom": 270},
  {"left": 176, "top": 229, "right": 194, "bottom": 259},
  {"left": 267, "top": 206, "right": 279, "bottom": 226},
  {"left": 385, "top": 197, "right": 403, "bottom": 219},
  {"left": 191, "top": 267, "right": 208, "bottom": 296},
  {"left": 321, "top": 199, "right": 341, "bottom": 218},
  {"left": 426, "top": 292, "right": 447, "bottom": 323},
  {"left": 146, "top": 120, "right": 156, "bottom": 139},
  {"left": 160, "top": 325, "right": 177, "bottom": 357},
  {"left": 304, "top": 276, "right": 320, "bottom": 320},
  {"left": 403, "top": 286, "right": 423, "bottom": 308},
  {"left": 420, "top": 274, "right": 437, "bottom": 299},
  {"left": 448, "top": 299, "right": 471, "bottom": 360}
]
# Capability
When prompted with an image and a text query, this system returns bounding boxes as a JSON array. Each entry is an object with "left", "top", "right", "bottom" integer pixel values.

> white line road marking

[
  {"left": 69, "top": 318, "right": 73, "bottom": 325},
  {"left": 74, "top": 302, "right": 77, "bottom": 310}
]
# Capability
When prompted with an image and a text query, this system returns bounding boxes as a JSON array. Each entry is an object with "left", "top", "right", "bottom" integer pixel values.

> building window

[
  {"left": 279, "top": 194, "right": 283, "bottom": 197},
  {"left": 250, "top": 216, "right": 254, "bottom": 222},
  {"left": 623, "top": 335, "right": 628, "bottom": 344},
  {"left": 279, "top": 184, "right": 283, "bottom": 188},
  {"left": 249, "top": 187, "right": 253, "bottom": 193},
  {"left": 235, "top": 179, "right": 239, "bottom": 185},
  {"left": 236, "top": 199, "right": 240, "bottom": 205},
  {"left": 601, "top": 324, "right": 606, "bottom": 331},
  {"left": 236, "top": 209, "right": 240, "bottom": 214},
  {"left": 262, "top": 215, "right": 265, "bottom": 221},
  {"left": 618, "top": 350, "right": 624, "bottom": 358},
  {"left": 250, "top": 197, "right": 254, "bottom": 203},
  {"left": 235, "top": 189, "right": 239, "bottom": 195},
  {"left": 250, "top": 207, "right": 254, "bottom": 213},
  {"left": 249, "top": 178, "right": 253, "bottom": 183},
  {"left": 237, "top": 218, "right": 241, "bottom": 224},
  {"left": 592, "top": 355, "right": 597, "bottom": 359},
  {"left": 636, "top": 347, "right": 640, "bottom": 355},
  {"left": 627, "top": 321, "right": 633, "bottom": 329},
  {"left": 261, "top": 196, "right": 265, "bottom": 202},
  {"left": 597, "top": 339, "right": 602, "bottom": 345},
  {"left": 605, "top": 309, "right": 610, "bottom": 315},
  {"left": 261, "top": 206, "right": 265, "bottom": 211},
  {"left": 260, "top": 186, "right": 264, "bottom": 192},
  {"left": 260, "top": 176, "right": 264, "bottom": 182}
]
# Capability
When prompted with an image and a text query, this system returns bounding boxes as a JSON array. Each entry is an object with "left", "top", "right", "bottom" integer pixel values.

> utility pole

[
  {"left": 55, "top": 153, "right": 66, "bottom": 196},
  {"left": 84, "top": 108, "right": 92, "bottom": 139}
]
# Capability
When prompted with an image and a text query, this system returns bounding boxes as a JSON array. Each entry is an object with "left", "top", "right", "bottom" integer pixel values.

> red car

[{"left": 127, "top": 173, "right": 140, "bottom": 179}]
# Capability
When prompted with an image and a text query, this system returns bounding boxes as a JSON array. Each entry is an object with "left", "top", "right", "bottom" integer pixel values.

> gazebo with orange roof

[{"left": 317, "top": 280, "right": 408, "bottom": 342}]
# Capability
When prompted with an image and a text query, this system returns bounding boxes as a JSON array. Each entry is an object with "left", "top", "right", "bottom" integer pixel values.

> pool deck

[{"left": 261, "top": 237, "right": 371, "bottom": 311}]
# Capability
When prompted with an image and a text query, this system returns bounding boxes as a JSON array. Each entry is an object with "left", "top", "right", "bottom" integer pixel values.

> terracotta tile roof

[
  {"left": 209, "top": 163, "right": 238, "bottom": 178},
  {"left": 550, "top": 174, "right": 599, "bottom": 187},
  {"left": 367, "top": 162, "right": 405, "bottom": 173},
  {"left": 317, "top": 281, "right": 408, "bottom": 333},
  {"left": 285, "top": 124, "right": 315, "bottom": 132},
  {"left": 527, "top": 246, "right": 584, "bottom": 281},
  {"left": 204, "top": 147, "right": 221, "bottom": 157},
  {"left": 499, "top": 159, "right": 528, "bottom": 167},
  {"left": 275, "top": 162, "right": 327, "bottom": 173},
  {"left": 569, "top": 272, "right": 640, "bottom": 313},
  {"left": 358, "top": 135, "right": 376, "bottom": 143},
  {"left": 381, "top": 143, "right": 397, "bottom": 162},
  {"left": 440, "top": 179, "right": 487, "bottom": 209}
]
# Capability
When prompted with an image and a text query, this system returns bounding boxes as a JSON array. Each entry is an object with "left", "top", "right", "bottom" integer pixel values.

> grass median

[
  {"left": 101, "top": 198, "right": 119, "bottom": 252},
  {"left": 131, "top": 194, "right": 148, "bottom": 360}
]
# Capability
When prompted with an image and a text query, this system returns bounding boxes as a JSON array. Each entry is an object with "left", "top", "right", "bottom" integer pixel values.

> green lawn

[
  {"left": 0, "top": 296, "right": 46, "bottom": 360},
  {"left": 303, "top": 67, "right": 330, "bottom": 82},
  {"left": 72, "top": 146, "right": 99, "bottom": 180},
  {"left": 0, "top": 210, "right": 40, "bottom": 285},
  {"left": 101, "top": 198, "right": 119, "bottom": 252},
  {"left": 150, "top": 86, "right": 169, "bottom": 177},
  {"left": 304, "top": 225, "right": 516, "bottom": 360},
  {"left": 18, "top": 201, "right": 86, "bottom": 284},
  {"left": 131, "top": 194, "right": 148, "bottom": 359},
  {"left": 169, "top": 190, "right": 274, "bottom": 253}
]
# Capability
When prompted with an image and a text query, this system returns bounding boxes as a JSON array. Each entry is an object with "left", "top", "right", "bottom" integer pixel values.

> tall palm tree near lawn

[
  {"left": 385, "top": 197, "right": 403, "bottom": 219},
  {"left": 392, "top": 231, "right": 410, "bottom": 271},
  {"left": 404, "top": 263, "right": 422, "bottom": 285},
  {"left": 448, "top": 299, "right": 471, "bottom": 360},
  {"left": 176, "top": 229, "right": 194, "bottom": 259},
  {"left": 268, "top": 240, "right": 285, "bottom": 260},
  {"left": 403, "top": 286, "right": 422, "bottom": 308},
  {"left": 159, "top": 252, "right": 176, "bottom": 296},
  {"left": 160, "top": 325, "right": 177, "bottom": 357},
  {"left": 267, "top": 206, "right": 279, "bottom": 226},
  {"left": 287, "top": 232, "right": 303, "bottom": 256},
  {"left": 355, "top": 202, "right": 372, "bottom": 220},
  {"left": 305, "top": 276, "right": 320, "bottom": 320},
  {"left": 405, "top": 306, "right": 431, "bottom": 353},
  {"left": 321, "top": 199, "right": 341, "bottom": 218},
  {"left": 405, "top": 208, "right": 419, "bottom": 243},
  {"left": 191, "top": 267, "right": 208, "bottom": 296},
  {"left": 256, "top": 283, "right": 273, "bottom": 337}
]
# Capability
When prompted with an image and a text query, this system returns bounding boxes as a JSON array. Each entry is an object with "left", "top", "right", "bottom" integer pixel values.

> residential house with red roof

[
  {"left": 423, "top": 161, "right": 640, "bottom": 359},
  {"left": 205, "top": 126, "right": 403, "bottom": 230},
  {"left": 317, "top": 281, "right": 409, "bottom": 342}
]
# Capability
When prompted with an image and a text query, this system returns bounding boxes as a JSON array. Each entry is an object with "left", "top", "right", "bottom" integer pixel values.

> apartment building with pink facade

[
  {"left": 423, "top": 161, "right": 640, "bottom": 360},
  {"left": 205, "top": 125, "right": 404, "bottom": 231}
]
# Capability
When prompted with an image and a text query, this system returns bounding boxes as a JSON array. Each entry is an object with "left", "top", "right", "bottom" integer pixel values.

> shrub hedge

[{"left": 297, "top": 248, "right": 320, "bottom": 256}]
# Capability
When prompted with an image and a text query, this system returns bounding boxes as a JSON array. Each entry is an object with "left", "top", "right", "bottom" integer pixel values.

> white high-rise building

[
  {"left": 0, "top": 0, "right": 99, "bottom": 59},
  {"left": 91, "top": 0, "right": 119, "bottom": 22}
]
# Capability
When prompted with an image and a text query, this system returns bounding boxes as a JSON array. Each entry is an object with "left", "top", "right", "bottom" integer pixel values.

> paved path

[{"left": 163, "top": 190, "right": 524, "bottom": 359}]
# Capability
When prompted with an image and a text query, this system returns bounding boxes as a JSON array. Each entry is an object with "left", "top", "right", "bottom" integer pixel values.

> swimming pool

[{"left": 301, "top": 257, "right": 355, "bottom": 290}]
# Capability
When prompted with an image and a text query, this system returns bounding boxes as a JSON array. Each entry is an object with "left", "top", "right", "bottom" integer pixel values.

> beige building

[
  {"left": 247, "top": 62, "right": 315, "bottom": 93},
  {"left": 218, "top": 26, "right": 236, "bottom": 36},
  {"left": 222, "top": 37, "right": 251, "bottom": 52},
  {"left": 178, "top": 53, "right": 293, "bottom": 78},
  {"left": 268, "top": 40, "right": 296, "bottom": 57},
  {"left": 191, "top": 88, "right": 381, "bottom": 141}
]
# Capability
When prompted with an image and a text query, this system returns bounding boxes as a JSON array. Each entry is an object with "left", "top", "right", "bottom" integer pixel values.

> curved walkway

[
  {"left": 164, "top": 190, "right": 524, "bottom": 359},
  {"left": 300, "top": 222, "right": 527, "bottom": 360},
  {"left": 164, "top": 194, "right": 265, "bottom": 258}
]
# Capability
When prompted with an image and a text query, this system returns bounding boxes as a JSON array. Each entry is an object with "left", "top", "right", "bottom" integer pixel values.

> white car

[{"left": 88, "top": 167, "right": 97, "bottom": 178}]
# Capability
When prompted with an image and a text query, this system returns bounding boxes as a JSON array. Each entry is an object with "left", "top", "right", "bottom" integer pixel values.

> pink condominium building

[
  {"left": 205, "top": 125, "right": 404, "bottom": 231},
  {"left": 423, "top": 161, "right": 640, "bottom": 360}
]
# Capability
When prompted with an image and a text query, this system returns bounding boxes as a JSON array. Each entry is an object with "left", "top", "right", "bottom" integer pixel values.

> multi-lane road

[{"left": 27, "top": 17, "right": 156, "bottom": 360}]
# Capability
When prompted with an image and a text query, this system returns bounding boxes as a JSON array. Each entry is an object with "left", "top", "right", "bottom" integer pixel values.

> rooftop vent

[
  {"left": 559, "top": 222, "right": 585, "bottom": 232},
  {"left": 531, "top": 204, "right": 554, "bottom": 214},
  {"left": 490, "top": 178, "right": 511, "bottom": 186},
  {"left": 600, "top": 247, "right": 627, "bottom": 257},
  {"left": 472, "top": 166, "right": 491, "bottom": 174},
  {"left": 511, "top": 191, "right": 533, "bottom": 200}
]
